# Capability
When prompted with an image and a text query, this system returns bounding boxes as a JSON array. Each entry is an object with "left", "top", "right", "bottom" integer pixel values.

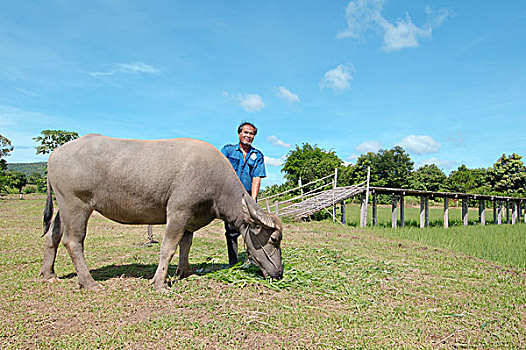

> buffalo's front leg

[
  {"left": 176, "top": 230, "right": 194, "bottom": 278},
  {"left": 152, "top": 217, "right": 186, "bottom": 291}
]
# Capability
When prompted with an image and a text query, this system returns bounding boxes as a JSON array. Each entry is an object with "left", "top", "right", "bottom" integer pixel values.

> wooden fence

[{"left": 257, "top": 168, "right": 526, "bottom": 229}]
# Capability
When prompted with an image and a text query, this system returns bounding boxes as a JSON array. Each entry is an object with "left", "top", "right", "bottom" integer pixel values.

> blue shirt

[{"left": 221, "top": 143, "right": 266, "bottom": 194}]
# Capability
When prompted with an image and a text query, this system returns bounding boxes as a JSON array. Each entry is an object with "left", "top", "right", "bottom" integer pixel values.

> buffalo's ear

[{"left": 242, "top": 192, "right": 277, "bottom": 230}]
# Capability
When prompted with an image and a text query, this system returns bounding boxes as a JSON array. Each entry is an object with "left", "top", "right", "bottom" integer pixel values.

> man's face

[{"left": 238, "top": 125, "right": 256, "bottom": 147}]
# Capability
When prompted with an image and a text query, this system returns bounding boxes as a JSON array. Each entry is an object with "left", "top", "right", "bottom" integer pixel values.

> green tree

[
  {"left": 0, "top": 134, "right": 13, "bottom": 171},
  {"left": 5, "top": 171, "right": 27, "bottom": 193},
  {"left": 487, "top": 153, "right": 526, "bottom": 195},
  {"left": 447, "top": 165, "right": 488, "bottom": 194},
  {"left": 281, "top": 143, "right": 342, "bottom": 186},
  {"left": 375, "top": 146, "right": 414, "bottom": 188},
  {"left": 33, "top": 130, "right": 79, "bottom": 155},
  {"left": 410, "top": 164, "right": 448, "bottom": 192}
]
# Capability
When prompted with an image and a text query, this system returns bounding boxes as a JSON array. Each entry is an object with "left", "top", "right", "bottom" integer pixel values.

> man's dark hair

[{"left": 237, "top": 122, "right": 258, "bottom": 135}]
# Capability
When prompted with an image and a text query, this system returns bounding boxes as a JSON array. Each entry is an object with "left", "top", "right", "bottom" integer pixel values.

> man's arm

[{"left": 251, "top": 177, "right": 261, "bottom": 201}]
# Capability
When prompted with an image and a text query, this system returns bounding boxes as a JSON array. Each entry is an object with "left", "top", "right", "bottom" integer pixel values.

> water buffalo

[{"left": 40, "top": 134, "right": 283, "bottom": 291}]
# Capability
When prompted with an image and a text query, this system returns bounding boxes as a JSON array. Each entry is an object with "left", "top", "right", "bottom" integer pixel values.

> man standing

[{"left": 221, "top": 122, "right": 266, "bottom": 265}]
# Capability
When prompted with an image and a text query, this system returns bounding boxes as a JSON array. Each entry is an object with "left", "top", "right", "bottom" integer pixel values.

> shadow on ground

[{"left": 59, "top": 252, "right": 254, "bottom": 281}]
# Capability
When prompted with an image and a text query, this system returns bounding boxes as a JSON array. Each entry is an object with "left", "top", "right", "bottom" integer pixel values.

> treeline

[
  {"left": 261, "top": 143, "right": 526, "bottom": 200},
  {"left": 1, "top": 131, "right": 78, "bottom": 195}
]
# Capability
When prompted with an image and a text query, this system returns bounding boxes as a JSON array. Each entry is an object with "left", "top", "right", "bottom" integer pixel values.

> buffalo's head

[{"left": 239, "top": 193, "right": 283, "bottom": 279}]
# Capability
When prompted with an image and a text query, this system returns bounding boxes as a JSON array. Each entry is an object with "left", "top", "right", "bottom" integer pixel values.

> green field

[{"left": 1, "top": 194, "right": 525, "bottom": 349}]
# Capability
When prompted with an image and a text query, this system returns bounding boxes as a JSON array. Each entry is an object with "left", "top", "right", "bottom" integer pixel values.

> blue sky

[{"left": 1, "top": 1, "right": 525, "bottom": 186}]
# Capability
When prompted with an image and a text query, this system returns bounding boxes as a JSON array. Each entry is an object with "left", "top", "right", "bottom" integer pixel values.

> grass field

[{"left": 1, "top": 194, "right": 525, "bottom": 349}]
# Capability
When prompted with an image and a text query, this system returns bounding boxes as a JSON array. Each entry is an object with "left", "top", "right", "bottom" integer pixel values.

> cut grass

[{"left": 1, "top": 194, "right": 525, "bottom": 349}]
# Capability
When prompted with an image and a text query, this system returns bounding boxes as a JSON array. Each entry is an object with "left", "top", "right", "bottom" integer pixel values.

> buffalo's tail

[{"left": 43, "top": 176, "right": 54, "bottom": 236}]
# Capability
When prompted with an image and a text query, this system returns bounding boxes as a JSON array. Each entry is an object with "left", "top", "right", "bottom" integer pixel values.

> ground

[{"left": 1, "top": 194, "right": 524, "bottom": 349}]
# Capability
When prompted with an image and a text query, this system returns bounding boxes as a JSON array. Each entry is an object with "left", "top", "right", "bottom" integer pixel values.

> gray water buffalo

[{"left": 40, "top": 134, "right": 283, "bottom": 291}]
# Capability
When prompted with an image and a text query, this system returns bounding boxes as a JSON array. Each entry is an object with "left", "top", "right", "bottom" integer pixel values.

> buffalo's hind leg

[
  {"left": 176, "top": 230, "right": 194, "bottom": 279},
  {"left": 40, "top": 210, "right": 62, "bottom": 282},
  {"left": 59, "top": 202, "right": 100, "bottom": 290}
]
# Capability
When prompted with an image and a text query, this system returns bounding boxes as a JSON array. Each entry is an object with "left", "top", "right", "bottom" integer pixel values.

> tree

[
  {"left": 281, "top": 143, "right": 342, "bottom": 186},
  {"left": 410, "top": 164, "right": 448, "bottom": 192},
  {"left": 0, "top": 134, "right": 13, "bottom": 171},
  {"left": 447, "top": 165, "right": 488, "bottom": 194},
  {"left": 5, "top": 171, "right": 27, "bottom": 193},
  {"left": 33, "top": 130, "right": 79, "bottom": 155},
  {"left": 487, "top": 153, "right": 526, "bottom": 195}
]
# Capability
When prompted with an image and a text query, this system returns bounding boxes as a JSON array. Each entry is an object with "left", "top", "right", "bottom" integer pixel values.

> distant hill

[{"left": 7, "top": 162, "right": 47, "bottom": 177}]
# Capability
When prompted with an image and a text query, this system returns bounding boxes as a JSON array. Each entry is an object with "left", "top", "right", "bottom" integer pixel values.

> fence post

[
  {"left": 497, "top": 201, "right": 502, "bottom": 225},
  {"left": 391, "top": 194, "right": 397, "bottom": 229},
  {"left": 506, "top": 200, "right": 510, "bottom": 224},
  {"left": 479, "top": 199, "right": 486, "bottom": 226},
  {"left": 360, "top": 166, "right": 370, "bottom": 227},
  {"left": 372, "top": 193, "right": 377, "bottom": 227},
  {"left": 360, "top": 194, "right": 367, "bottom": 227},
  {"left": 511, "top": 201, "right": 518, "bottom": 225},
  {"left": 420, "top": 196, "right": 425, "bottom": 228},
  {"left": 444, "top": 197, "right": 449, "bottom": 229},
  {"left": 400, "top": 194, "right": 405, "bottom": 228},
  {"left": 274, "top": 200, "right": 279, "bottom": 215},
  {"left": 148, "top": 225, "right": 153, "bottom": 242},
  {"left": 425, "top": 197, "right": 429, "bottom": 227},
  {"left": 462, "top": 198, "right": 468, "bottom": 226},
  {"left": 493, "top": 199, "right": 497, "bottom": 224},
  {"left": 333, "top": 168, "right": 338, "bottom": 222},
  {"left": 340, "top": 200, "right": 346, "bottom": 225}
]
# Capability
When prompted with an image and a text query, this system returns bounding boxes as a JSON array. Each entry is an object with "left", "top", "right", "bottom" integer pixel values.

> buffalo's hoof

[
  {"left": 176, "top": 268, "right": 192, "bottom": 279},
  {"left": 151, "top": 278, "right": 170, "bottom": 292},
  {"left": 79, "top": 282, "right": 104, "bottom": 291},
  {"left": 42, "top": 276, "right": 61, "bottom": 283}
]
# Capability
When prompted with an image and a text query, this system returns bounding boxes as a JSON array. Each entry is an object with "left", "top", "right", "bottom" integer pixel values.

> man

[{"left": 221, "top": 122, "right": 266, "bottom": 265}]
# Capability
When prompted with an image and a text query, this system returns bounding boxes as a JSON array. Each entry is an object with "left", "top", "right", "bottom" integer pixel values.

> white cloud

[
  {"left": 265, "top": 156, "right": 285, "bottom": 167},
  {"left": 87, "top": 62, "right": 161, "bottom": 77},
  {"left": 320, "top": 64, "right": 354, "bottom": 92},
  {"left": 397, "top": 135, "right": 441, "bottom": 155},
  {"left": 276, "top": 86, "right": 300, "bottom": 103},
  {"left": 355, "top": 140, "right": 382, "bottom": 154},
  {"left": 338, "top": 0, "right": 450, "bottom": 52},
  {"left": 267, "top": 135, "right": 291, "bottom": 148},
  {"left": 380, "top": 14, "right": 432, "bottom": 52},
  {"left": 237, "top": 94, "right": 265, "bottom": 112},
  {"left": 417, "top": 157, "right": 458, "bottom": 170}
]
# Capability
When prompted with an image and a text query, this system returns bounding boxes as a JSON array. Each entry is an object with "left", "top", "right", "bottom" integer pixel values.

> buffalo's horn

[{"left": 244, "top": 193, "right": 277, "bottom": 229}]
